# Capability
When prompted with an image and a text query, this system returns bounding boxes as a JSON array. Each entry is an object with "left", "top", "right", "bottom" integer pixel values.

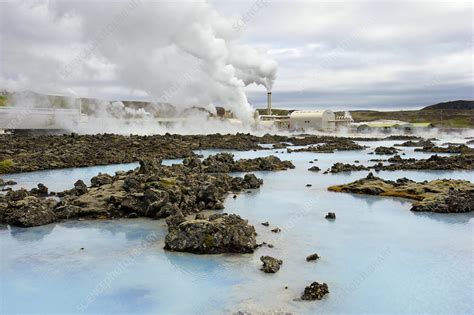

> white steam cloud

[{"left": 1, "top": 0, "right": 277, "bottom": 121}]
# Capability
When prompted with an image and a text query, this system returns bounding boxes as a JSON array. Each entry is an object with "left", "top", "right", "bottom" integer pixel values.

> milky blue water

[{"left": 1, "top": 140, "right": 473, "bottom": 314}]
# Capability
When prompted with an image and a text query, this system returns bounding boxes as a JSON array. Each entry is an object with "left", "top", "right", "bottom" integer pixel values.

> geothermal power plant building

[{"left": 288, "top": 110, "right": 336, "bottom": 132}]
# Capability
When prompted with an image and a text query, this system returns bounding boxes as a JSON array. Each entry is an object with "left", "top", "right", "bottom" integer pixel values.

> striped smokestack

[{"left": 267, "top": 91, "right": 272, "bottom": 115}]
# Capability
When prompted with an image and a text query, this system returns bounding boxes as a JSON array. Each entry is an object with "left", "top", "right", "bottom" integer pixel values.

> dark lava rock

[
  {"left": 260, "top": 256, "right": 283, "bottom": 273},
  {"left": 1, "top": 194, "right": 57, "bottom": 227},
  {"left": 30, "top": 183, "right": 48, "bottom": 196},
  {"left": 329, "top": 173, "right": 474, "bottom": 213},
  {"left": 261, "top": 221, "right": 269, "bottom": 227},
  {"left": 90, "top": 173, "right": 113, "bottom": 187},
  {"left": 306, "top": 184, "right": 312, "bottom": 187},
  {"left": 231, "top": 174, "right": 263, "bottom": 190},
  {"left": 139, "top": 158, "right": 162, "bottom": 174},
  {"left": 377, "top": 154, "right": 473, "bottom": 171},
  {"left": 306, "top": 253, "right": 320, "bottom": 261},
  {"left": 0, "top": 152, "right": 289, "bottom": 227},
  {"left": 288, "top": 140, "right": 367, "bottom": 153},
  {"left": 395, "top": 139, "right": 434, "bottom": 147},
  {"left": 271, "top": 227, "right": 281, "bottom": 233},
  {"left": 308, "top": 166, "right": 321, "bottom": 172},
  {"left": 0, "top": 133, "right": 384, "bottom": 174},
  {"left": 300, "top": 282, "right": 329, "bottom": 300},
  {"left": 7, "top": 189, "right": 30, "bottom": 201},
  {"left": 414, "top": 144, "right": 473, "bottom": 154},
  {"left": 327, "top": 163, "right": 369, "bottom": 174},
  {"left": 164, "top": 213, "right": 257, "bottom": 254},
  {"left": 73, "top": 180, "right": 88, "bottom": 196},
  {"left": 325, "top": 212, "right": 336, "bottom": 219},
  {"left": 411, "top": 188, "right": 474, "bottom": 213},
  {"left": 384, "top": 135, "right": 420, "bottom": 141},
  {"left": 0, "top": 179, "right": 17, "bottom": 186},
  {"left": 374, "top": 146, "right": 400, "bottom": 155},
  {"left": 201, "top": 153, "right": 294, "bottom": 173}
]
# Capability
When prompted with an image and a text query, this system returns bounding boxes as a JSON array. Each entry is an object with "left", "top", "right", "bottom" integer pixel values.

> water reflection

[
  {"left": 411, "top": 211, "right": 474, "bottom": 224},
  {"left": 9, "top": 224, "right": 56, "bottom": 242}
]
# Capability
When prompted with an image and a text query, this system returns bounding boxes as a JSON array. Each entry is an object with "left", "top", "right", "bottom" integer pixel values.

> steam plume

[{"left": 1, "top": 0, "right": 277, "bottom": 121}]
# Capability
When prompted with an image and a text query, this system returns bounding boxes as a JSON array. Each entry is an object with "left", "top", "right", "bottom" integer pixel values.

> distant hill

[{"left": 422, "top": 100, "right": 474, "bottom": 110}]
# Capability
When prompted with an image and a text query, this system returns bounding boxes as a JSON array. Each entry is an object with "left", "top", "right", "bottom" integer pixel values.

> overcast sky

[{"left": 1, "top": 0, "right": 473, "bottom": 110}]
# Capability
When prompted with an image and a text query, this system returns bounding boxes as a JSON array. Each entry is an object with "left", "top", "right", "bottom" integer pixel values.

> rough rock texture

[
  {"left": 30, "top": 183, "right": 48, "bottom": 196},
  {"left": 384, "top": 135, "right": 421, "bottom": 141},
  {"left": 260, "top": 256, "right": 283, "bottom": 273},
  {"left": 414, "top": 144, "right": 474, "bottom": 154},
  {"left": 300, "top": 282, "right": 329, "bottom": 300},
  {"left": 164, "top": 213, "right": 257, "bottom": 254},
  {"left": 306, "top": 253, "right": 320, "bottom": 261},
  {"left": 378, "top": 154, "right": 473, "bottom": 171},
  {"left": 90, "top": 173, "right": 113, "bottom": 187},
  {"left": 0, "top": 190, "right": 57, "bottom": 227},
  {"left": 325, "top": 163, "right": 369, "bottom": 174},
  {"left": 196, "top": 153, "right": 294, "bottom": 173},
  {"left": 328, "top": 172, "right": 474, "bottom": 213},
  {"left": 395, "top": 139, "right": 435, "bottom": 147},
  {"left": 72, "top": 180, "right": 88, "bottom": 196},
  {"left": 411, "top": 189, "right": 474, "bottom": 213},
  {"left": 0, "top": 133, "right": 383, "bottom": 174},
  {"left": 325, "top": 212, "right": 336, "bottom": 219},
  {"left": 0, "top": 178, "right": 17, "bottom": 187},
  {"left": 374, "top": 146, "right": 400, "bottom": 155},
  {"left": 288, "top": 140, "right": 366, "bottom": 154},
  {"left": 0, "top": 154, "right": 286, "bottom": 227}
]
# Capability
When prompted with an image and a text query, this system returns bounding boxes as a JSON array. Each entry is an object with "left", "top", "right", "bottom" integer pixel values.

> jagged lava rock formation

[
  {"left": 1, "top": 154, "right": 294, "bottom": 227},
  {"left": 328, "top": 173, "right": 473, "bottom": 213}
]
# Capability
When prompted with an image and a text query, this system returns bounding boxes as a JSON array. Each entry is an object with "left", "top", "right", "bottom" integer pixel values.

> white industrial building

[{"left": 289, "top": 110, "right": 336, "bottom": 132}]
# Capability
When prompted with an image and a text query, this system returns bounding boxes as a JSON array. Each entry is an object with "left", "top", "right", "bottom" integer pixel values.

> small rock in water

[
  {"left": 309, "top": 161, "right": 314, "bottom": 164},
  {"left": 164, "top": 213, "right": 257, "bottom": 254},
  {"left": 271, "top": 227, "right": 281, "bottom": 233},
  {"left": 233, "top": 194, "right": 237, "bottom": 199},
  {"left": 306, "top": 184, "right": 312, "bottom": 187},
  {"left": 260, "top": 256, "right": 283, "bottom": 273},
  {"left": 300, "top": 281, "right": 329, "bottom": 300},
  {"left": 325, "top": 212, "right": 336, "bottom": 220},
  {"left": 261, "top": 221, "right": 269, "bottom": 227},
  {"left": 308, "top": 166, "right": 321, "bottom": 172},
  {"left": 285, "top": 286, "right": 288, "bottom": 289},
  {"left": 267, "top": 244, "right": 274, "bottom": 248},
  {"left": 80, "top": 247, "right": 84, "bottom": 250},
  {"left": 128, "top": 212, "right": 138, "bottom": 218},
  {"left": 306, "top": 253, "right": 320, "bottom": 261}
]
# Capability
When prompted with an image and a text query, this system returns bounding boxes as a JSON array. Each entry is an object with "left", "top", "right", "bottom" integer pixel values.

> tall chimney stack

[{"left": 267, "top": 91, "right": 272, "bottom": 116}]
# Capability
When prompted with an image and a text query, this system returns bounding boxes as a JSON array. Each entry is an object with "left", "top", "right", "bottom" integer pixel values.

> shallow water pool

[{"left": 1, "top": 141, "right": 473, "bottom": 314}]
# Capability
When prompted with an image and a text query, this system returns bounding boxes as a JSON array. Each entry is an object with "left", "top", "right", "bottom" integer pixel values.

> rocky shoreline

[
  {"left": 328, "top": 172, "right": 474, "bottom": 213},
  {"left": 324, "top": 153, "right": 474, "bottom": 174},
  {"left": 0, "top": 154, "right": 293, "bottom": 228},
  {"left": 0, "top": 133, "right": 405, "bottom": 174}
]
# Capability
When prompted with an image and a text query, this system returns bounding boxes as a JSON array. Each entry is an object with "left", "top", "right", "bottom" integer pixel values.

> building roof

[{"left": 289, "top": 110, "right": 334, "bottom": 118}]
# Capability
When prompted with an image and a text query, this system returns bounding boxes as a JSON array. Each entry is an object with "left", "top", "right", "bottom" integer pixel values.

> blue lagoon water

[{"left": 1, "top": 141, "right": 473, "bottom": 314}]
